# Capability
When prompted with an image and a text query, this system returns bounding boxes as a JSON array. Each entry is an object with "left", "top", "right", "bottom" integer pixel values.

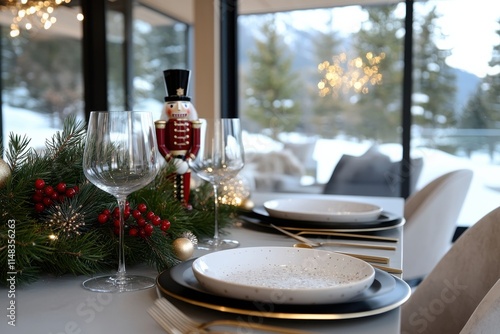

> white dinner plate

[
  {"left": 263, "top": 198, "right": 383, "bottom": 223},
  {"left": 192, "top": 247, "right": 375, "bottom": 305}
]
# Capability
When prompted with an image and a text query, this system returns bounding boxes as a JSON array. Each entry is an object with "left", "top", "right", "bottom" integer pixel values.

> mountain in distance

[{"left": 454, "top": 69, "right": 480, "bottom": 113}]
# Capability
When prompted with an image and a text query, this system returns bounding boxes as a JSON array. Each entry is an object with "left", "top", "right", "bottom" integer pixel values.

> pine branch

[
  {"left": 45, "top": 115, "right": 86, "bottom": 161},
  {"left": 6, "top": 133, "right": 34, "bottom": 174},
  {"left": 39, "top": 231, "right": 115, "bottom": 276},
  {"left": 0, "top": 116, "right": 240, "bottom": 286}
]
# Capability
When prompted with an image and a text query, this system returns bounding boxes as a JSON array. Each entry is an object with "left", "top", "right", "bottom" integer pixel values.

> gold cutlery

[
  {"left": 367, "top": 264, "right": 403, "bottom": 275},
  {"left": 148, "top": 297, "right": 314, "bottom": 334},
  {"left": 292, "top": 240, "right": 396, "bottom": 251},
  {"left": 289, "top": 228, "right": 399, "bottom": 242},
  {"left": 270, "top": 224, "right": 390, "bottom": 264},
  {"left": 293, "top": 243, "right": 389, "bottom": 264},
  {"left": 292, "top": 242, "right": 402, "bottom": 274},
  {"left": 269, "top": 223, "right": 407, "bottom": 273},
  {"left": 270, "top": 224, "right": 396, "bottom": 251}
]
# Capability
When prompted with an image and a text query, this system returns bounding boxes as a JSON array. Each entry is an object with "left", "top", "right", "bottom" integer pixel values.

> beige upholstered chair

[
  {"left": 459, "top": 278, "right": 500, "bottom": 334},
  {"left": 403, "top": 169, "right": 473, "bottom": 283},
  {"left": 400, "top": 205, "right": 500, "bottom": 334}
]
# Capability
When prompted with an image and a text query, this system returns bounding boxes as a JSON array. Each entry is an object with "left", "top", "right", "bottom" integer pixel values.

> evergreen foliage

[
  {"left": 0, "top": 117, "right": 234, "bottom": 286},
  {"left": 243, "top": 16, "right": 302, "bottom": 138}
]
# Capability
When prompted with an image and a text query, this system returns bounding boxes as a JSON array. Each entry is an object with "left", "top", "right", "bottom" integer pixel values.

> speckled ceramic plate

[
  {"left": 264, "top": 199, "right": 383, "bottom": 223},
  {"left": 191, "top": 247, "right": 375, "bottom": 305},
  {"left": 157, "top": 258, "right": 411, "bottom": 320}
]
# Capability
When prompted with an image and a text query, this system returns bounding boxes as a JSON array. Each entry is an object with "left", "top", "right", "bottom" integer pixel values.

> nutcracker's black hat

[{"left": 163, "top": 69, "right": 192, "bottom": 102}]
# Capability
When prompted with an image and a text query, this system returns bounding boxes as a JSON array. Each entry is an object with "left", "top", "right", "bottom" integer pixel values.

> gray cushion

[{"left": 323, "top": 148, "right": 423, "bottom": 197}]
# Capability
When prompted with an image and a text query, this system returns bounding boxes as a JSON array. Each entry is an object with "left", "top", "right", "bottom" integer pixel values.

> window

[
  {"left": 0, "top": 1, "right": 189, "bottom": 150},
  {"left": 238, "top": 0, "right": 500, "bottom": 226},
  {"left": 1, "top": 5, "right": 84, "bottom": 151}
]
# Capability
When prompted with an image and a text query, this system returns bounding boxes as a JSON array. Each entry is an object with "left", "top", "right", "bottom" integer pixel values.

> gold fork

[{"left": 148, "top": 297, "right": 314, "bottom": 334}]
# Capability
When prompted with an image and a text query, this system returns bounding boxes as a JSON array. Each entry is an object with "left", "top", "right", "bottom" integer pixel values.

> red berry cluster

[
  {"left": 97, "top": 202, "right": 171, "bottom": 238},
  {"left": 33, "top": 179, "right": 79, "bottom": 213}
]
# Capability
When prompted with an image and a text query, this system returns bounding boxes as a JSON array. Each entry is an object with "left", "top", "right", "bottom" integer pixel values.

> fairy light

[
  {"left": 218, "top": 177, "right": 251, "bottom": 207},
  {"left": 0, "top": 0, "right": 72, "bottom": 37},
  {"left": 317, "top": 52, "right": 385, "bottom": 98}
]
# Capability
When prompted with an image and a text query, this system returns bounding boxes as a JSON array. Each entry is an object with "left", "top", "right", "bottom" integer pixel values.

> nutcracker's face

[{"left": 165, "top": 101, "right": 196, "bottom": 120}]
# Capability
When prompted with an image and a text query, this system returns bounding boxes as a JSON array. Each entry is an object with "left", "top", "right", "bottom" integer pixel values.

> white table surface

[{"left": 0, "top": 192, "right": 405, "bottom": 334}]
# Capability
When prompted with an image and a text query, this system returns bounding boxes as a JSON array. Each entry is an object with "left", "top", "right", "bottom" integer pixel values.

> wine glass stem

[
  {"left": 212, "top": 183, "right": 220, "bottom": 242},
  {"left": 116, "top": 196, "right": 127, "bottom": 281}
]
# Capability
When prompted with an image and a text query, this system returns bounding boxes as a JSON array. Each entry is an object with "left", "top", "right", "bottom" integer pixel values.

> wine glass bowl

[
  {"left": 189, "top": 118, "right": 245, "bottom": 250},
  {"left": 82, "top": 111, "right": 159, "bottom": 292}
]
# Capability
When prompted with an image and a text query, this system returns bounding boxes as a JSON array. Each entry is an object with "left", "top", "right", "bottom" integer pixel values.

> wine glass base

[
  {"left": 196, "top": 238, "right": 239, "bottom": 251},
  {"left": 82, "top": 274, "right": 155, "bottom": 293}
]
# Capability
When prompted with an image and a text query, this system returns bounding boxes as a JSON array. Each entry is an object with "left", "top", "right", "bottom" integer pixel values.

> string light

[
  {"left": 218, "top": 177, "right": 251, "bottom": 207},
  {"left": 318, "top": 52, "right": 385, "bottom": 98},
  {"left": 0, "top": 0, "right": 72, "bottom": 37}
]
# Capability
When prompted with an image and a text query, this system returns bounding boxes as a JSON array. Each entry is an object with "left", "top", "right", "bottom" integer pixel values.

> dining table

[{"left": 0, "top": 192, "right": 406, "bottom": 334}]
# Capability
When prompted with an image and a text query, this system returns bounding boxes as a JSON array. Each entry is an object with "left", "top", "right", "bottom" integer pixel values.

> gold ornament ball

[
  {"left": 0, "top": 158, "right": 11, "bottom": 189},
  {"left": 172, "top": 237, "right": 194, "bottom": 261},
  {"left": 241, "top": 198, "right": 254, "bottom": 211}
]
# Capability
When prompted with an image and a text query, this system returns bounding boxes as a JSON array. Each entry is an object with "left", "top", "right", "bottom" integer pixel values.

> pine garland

[{"left": 0, "top": 117, "right": 236, "bottom": 286}]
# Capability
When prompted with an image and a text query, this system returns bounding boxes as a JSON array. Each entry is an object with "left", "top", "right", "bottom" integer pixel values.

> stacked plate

[
  {"left": 240, "top": 198, "right": 404, "bottom": 232},
  {"left": 157, "top": 247, "right": 411, "bottom": 320}
]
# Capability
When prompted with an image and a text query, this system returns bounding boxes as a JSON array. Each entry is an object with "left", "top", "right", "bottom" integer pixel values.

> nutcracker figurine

[{"left": 155, "top": 69, "right": 201, "bottom": 207}]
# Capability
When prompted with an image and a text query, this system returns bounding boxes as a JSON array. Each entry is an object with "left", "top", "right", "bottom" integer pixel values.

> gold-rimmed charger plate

[
  {"left": 240, "top": 207, "right": 405, "bottom": 233},
  {"left": 156, "top": 258, "right": 411, "bottom": 320}
]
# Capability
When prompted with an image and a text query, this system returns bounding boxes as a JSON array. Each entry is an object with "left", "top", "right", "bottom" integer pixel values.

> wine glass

[
  {"left": 82, "top": 111, "right": 159, "bottom": 292},
  {"left": 189, "top": 118, "right": 245, "bottom": 250}
]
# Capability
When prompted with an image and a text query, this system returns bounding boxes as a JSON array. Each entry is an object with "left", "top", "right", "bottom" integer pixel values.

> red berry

[
  {"left": 102, "top": 209, "right": 111, "bottom": 216},
  {"left": 97, "top": 214, "right": 109, "bottom": 224},
  {"left": 65, "top": 188, "right": 76, "bottom": 198},
  {"left": 146, "top": 211, "right": 155, "bottom": 221},
  {"left": 113, "top": 219, "right": 121, "bottom": 228},
  {"left": 56, "top": 182, "right": 67, "bottom": 194},
  {"left": 151, "top": 215, "right": 161, "bottom": 226},
  {"left": 138, "top": 228, "right": 146, "bottom": 238},
  {"left": 34, "top": 179, "right": 45, "bottom": 190},
  {"left": 34, "top": 203, "right": 45, "bottom": 213},
  {"left": 137, "top": 217, "right": 146, "bottom": 227},
  {"left": 42, "top": 197, "right": 53, "bottom": 206},
  {"left": 113, "top": 227, "right": 120, "bottom": 236},
  {"left": 51, "top": 192, "right": 59, "bottom": 201},
  {"left": 132, "top": 209, "right": 142, "bottom": 220},
  {"left": 137, "top": 203, "right": 147, "bottom": 213},
  {"left": 112, "top": 207, "right": 120, "bottom": 218},
  {"left": 160, "top": 220, "right": 171, "bottom": 231},
  {"left": 144, "top": 223, "right": 154, "bottom": 236},
  {"left": 73, "top": 186, "right": 79, "bottom": 193},
  {"left": 44, "top": 186, "right": 54, "bottom": 196},
  {"left": 32, "top": 193, "right": 44, "bottom": 203},
  {"left": 129, "top": 228, "right": 138, "bottom": 237}
]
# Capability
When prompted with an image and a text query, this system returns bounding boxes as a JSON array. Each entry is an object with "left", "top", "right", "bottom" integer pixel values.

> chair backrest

[
  {"left": 402, "top": 169, "right": 473, "bottom": 281},
  {"left": 459, "top": 278, "right": 500, "bottom": 334},
  {"left": 401, "top": 205, "right": 500, "bottom": 334}
]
